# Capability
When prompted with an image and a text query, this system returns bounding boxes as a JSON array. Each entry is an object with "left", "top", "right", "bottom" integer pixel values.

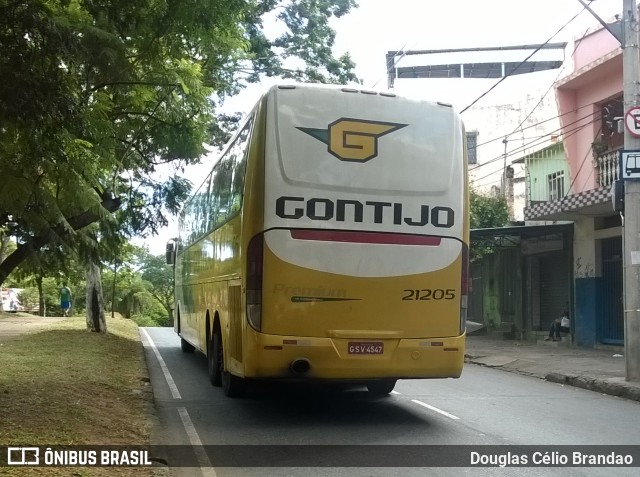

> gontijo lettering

[{"left": 275, "top": 196, "right": 455, "bottom": 228}]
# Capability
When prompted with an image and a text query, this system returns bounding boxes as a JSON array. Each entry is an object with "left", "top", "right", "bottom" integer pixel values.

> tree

[
  {"left": 242, "top": 0, "right": 358, "bottom": 84},
  {"left": 470, "top": 189, "right": 509, "bottom": 229},
  {"left": 0, "top": 0, "right": 358, "bottom": 295},
  {"left": 86, "top": 262, "right": 106, "bottom": 332},
  {"left": 136, "top": 250, "right": 175, "bottom": 326},
  {"left": 469, "top": 189, "right": 510, "bottom": 262}
]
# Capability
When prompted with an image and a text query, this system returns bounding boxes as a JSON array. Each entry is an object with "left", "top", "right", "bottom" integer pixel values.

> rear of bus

[{"left": 244, "top": 84, "right": 468, "bottom": 384}]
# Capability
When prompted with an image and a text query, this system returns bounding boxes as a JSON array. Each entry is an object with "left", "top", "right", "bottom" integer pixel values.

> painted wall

[
  {"left": 573, "top": 217, "right": 597, "bottom": 347},
  {"left": 467, "top": 92, "right": 559, "bottom": 194},
  {"left": 524, "top": 143, "right": 569, "bottom": 203},
  {"left": 572, "top": 26, "right": 619, "bottom": 70},
  {"left": 556, "top": 26, "right": 622, "bottom": 195},
  {"left": 478, "top": 248, "right": 523, "bottom": 333},
  {"left": 573, "top": 217, "right": 597, "bottom": 279},
  {"left": 480, "top": 253, "right": 501, "bottom": 328}
]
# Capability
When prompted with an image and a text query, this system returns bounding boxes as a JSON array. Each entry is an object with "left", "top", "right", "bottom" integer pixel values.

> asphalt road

[{"left": 142, "top": 327, "right": 640, "bottom": 477}]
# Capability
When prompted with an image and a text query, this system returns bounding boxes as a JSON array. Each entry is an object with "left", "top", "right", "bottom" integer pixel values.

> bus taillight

[
  {"left": 460, "top": 243, "right": 469, "bottom": 334},
  {"left": 246, "top": 234, "right": 264, "bottom": 331}
]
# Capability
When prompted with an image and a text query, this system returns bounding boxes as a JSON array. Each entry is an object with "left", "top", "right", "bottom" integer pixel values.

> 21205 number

[{"left": 402, "top": 289, "right": 455, "bottom": 300}]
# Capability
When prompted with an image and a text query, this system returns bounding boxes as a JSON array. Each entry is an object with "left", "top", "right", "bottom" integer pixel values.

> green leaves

[
  {"left": 239, "top": 0, "right": 359, "bottom": 87},
  {"left": 470, "top": 189, "right": 509, "bottom": 230},
  {"left": 469, "top": 189, "right": 510, "bottom": 262},
  {"left": 0, "top": 0, "right": 358, "bottom": 286}
]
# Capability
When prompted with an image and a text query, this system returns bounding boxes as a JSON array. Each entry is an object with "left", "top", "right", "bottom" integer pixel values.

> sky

[{"left": 141, "top": 0, "right": 624, "bottom": 254}]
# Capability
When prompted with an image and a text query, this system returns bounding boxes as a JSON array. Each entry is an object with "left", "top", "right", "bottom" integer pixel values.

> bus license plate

[{"left": 348, "top": 342, "right": 383, "bottom": 355}]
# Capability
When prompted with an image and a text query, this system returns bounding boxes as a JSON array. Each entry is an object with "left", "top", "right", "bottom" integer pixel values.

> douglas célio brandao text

[{"left": 470, "top": 450, "right": 634, "bottom": 467}]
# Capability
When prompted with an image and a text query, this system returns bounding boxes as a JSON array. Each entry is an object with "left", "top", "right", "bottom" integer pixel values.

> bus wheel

[
  {"left": 208, "top": 332, "right": 223, "bottom": 387},
  {"left": 181, "top": 337, "right": 195, "bottom": 353},
  {"left": 222, "top": 370, "right": 246, "bottom": 398},
  {"left": 366, "top": 379, "right": 397, "bottom": 396}
]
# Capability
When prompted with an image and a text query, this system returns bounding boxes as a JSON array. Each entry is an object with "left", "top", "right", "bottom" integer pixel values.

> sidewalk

[{"left": 465, "top": 334, "right": 640, "bottom": 402}]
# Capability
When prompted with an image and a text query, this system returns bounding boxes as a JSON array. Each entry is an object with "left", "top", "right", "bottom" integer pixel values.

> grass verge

[{"left": 0, "top": 314, "right": 157, "bottom": 476}]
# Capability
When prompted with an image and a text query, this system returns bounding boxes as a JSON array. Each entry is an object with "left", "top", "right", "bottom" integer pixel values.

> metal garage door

[
  {"left": 600, "top": 237, "right": 623, "bottom": 344},
  {"left": 539, "top": 252, "right": 569, "bottom": 331}
]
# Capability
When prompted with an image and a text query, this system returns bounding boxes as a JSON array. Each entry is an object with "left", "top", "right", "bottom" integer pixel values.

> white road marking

[
  {"left": 178, "top": 407, "right": 217, "bottom": 477},
  {"left": 140, "top": 328, "right": 182, "bottom": 399},
  {"left": 411, "top": 399, "right": 460, "bottom": 420},
  {"left": 391, "top": 390, "right": 401, "bottom": 395}
]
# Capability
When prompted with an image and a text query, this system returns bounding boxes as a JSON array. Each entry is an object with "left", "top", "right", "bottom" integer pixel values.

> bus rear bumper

[{"left": 243, "top": 333, "right": 466, "bottom": 380}]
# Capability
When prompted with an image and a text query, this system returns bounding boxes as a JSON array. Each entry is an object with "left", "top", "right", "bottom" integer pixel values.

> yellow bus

[{"left": 167, "top": 84, "right": 469, "bottom": 397}]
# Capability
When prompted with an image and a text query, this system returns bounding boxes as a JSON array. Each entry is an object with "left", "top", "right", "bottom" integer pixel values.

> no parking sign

[{"left": 624, "top": 107, "right": 640, "bottom": 137}]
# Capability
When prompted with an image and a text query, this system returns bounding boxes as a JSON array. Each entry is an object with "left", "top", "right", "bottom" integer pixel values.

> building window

[
  {"left": 548, "top": 171, "right": 564, "bottom": 201},
  {"left": 466, "top": 131, "right": 478, "bottom": 165},
  {"left": 600, "top": 96, "right": 624, "bottom": 151}
]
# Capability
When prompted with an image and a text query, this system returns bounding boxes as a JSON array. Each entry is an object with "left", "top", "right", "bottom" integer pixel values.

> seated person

[{"left": 545, "top": 311, "right": 570, "bottom": 341}]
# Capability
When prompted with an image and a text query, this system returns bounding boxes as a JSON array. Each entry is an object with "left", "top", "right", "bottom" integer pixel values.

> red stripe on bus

[{"left": 290, "top": 230, "right": 442, "bottom": 246}]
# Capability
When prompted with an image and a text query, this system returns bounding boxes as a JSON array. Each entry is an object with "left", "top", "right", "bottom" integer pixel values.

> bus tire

[
  {"left": 181, "top": 337, "right": 195, "bottom": 353},
  {"left": 208, "top": 332, "right": 223, "bottom": 387},
  {"left": 222, "top": 370, "right": 246, "bottom": 398},
  {"left": 366, "top": 379, "right": 397, "bottom": 395}
]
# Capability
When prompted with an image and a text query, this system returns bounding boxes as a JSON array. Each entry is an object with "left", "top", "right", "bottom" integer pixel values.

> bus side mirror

[{"left": 166, "top": 241, "right": 175, "bottom": 265}]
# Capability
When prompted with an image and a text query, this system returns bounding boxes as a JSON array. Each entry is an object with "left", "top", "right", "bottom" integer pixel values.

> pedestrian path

[{"left": 465, "top": 334, "right": 640, "bottom": 402}]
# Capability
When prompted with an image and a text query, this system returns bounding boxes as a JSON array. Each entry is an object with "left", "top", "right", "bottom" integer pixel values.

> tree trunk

[
  {"left": 86, "top": 262, "right": 107, "bottom": 333},
  {"left": 167, "top": 304, "right": 174, "bottom": 327},
  {"left": 36, "top": 275, "right": 45, "bottom": 317},
  {"left": 111, "top": 262, "right": 117, "bottom": 318},
  {"left": 0, "top": 231, "right": 10, "bottom": 264},
  {"left": 1, "top": 230, "right": 11, "bottom": 313}
]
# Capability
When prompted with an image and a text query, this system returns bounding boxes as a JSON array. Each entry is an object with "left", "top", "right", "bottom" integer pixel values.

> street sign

[
  {"left": 619, "top": 149, "right": 640, "bottom": 180},
  {"left": 624, "top": 107, "right": 640, "bottom": 137}
]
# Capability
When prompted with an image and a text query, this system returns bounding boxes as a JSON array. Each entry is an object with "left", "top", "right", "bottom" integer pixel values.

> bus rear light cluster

[{"left": 247, "top": 234, "right": 264, "bottom": 331}]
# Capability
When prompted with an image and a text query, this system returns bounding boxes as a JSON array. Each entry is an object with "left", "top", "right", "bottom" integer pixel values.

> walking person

[{"left": 59, "top": 282, "right": 72, "bottom": 317}]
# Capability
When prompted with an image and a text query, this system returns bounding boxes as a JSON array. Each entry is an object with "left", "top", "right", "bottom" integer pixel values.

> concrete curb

[
  {"left": 545, "top": 372, "right": 640, "bottom": 402},
  {"left": 466, "top": 354, "right": 640, "bottom": 403}
]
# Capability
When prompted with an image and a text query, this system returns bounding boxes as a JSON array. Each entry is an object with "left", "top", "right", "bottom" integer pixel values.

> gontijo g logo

[{"left": 297, "top": 118, "right": 407, "bottom": 162}]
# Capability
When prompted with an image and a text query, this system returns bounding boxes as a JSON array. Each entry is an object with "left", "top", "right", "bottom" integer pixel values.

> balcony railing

[{"left": 596, "top": 149, "right": 620, "bottom": 188}]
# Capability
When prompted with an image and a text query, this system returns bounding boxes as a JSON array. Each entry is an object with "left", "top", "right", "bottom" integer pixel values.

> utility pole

[
  {"left": 622, "top": 0, "right": 640, "bottom": 381},
  {"left": 501, "top": 137, "right": 508, "bottom": 196}
]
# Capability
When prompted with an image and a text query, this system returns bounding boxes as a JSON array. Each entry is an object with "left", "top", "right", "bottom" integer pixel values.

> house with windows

[
  {"left": 469, "top": 21, "right": 624, "bottom": 348},
  {"left": 522, "top": 22, "right": 623, "bottom": 347},
  {"left": 514, "top": 142, "right": 569, "bottom": 207}
]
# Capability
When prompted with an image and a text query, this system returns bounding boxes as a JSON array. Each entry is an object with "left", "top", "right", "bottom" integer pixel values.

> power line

[
  {"left": 502, "top": 25, "right": 595, "bottom": 158},
  {"left": 469, "top": 99, "right": 602, "bottom": 153},
  {"left": 563, "top": 124, "right": 603, "bottom": 197},
  {"left": 472, "top": 118, "right": 595, "bottom": 187},
  {"left": 507, "top": 65, "right": 567, "bottom": 138},
  {"left": 471, "top": 114, "right": 598, "bottom": 186},
  {"left": 470, "top": 108, "right": 601, "bottom": 176},
  {"left": 459, "top": 5, "right": 588, "bottom": 114},
  {"left": 370, "top": 42, "right": 414, "bottom": 89}
]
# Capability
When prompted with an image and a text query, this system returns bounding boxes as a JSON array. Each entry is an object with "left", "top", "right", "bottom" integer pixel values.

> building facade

[
  {"left": 468, "top": 23, "right": 625, "bottom": 348},
  {"left": 524, "top": 23, "right": 623, "bottom": 347}
]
